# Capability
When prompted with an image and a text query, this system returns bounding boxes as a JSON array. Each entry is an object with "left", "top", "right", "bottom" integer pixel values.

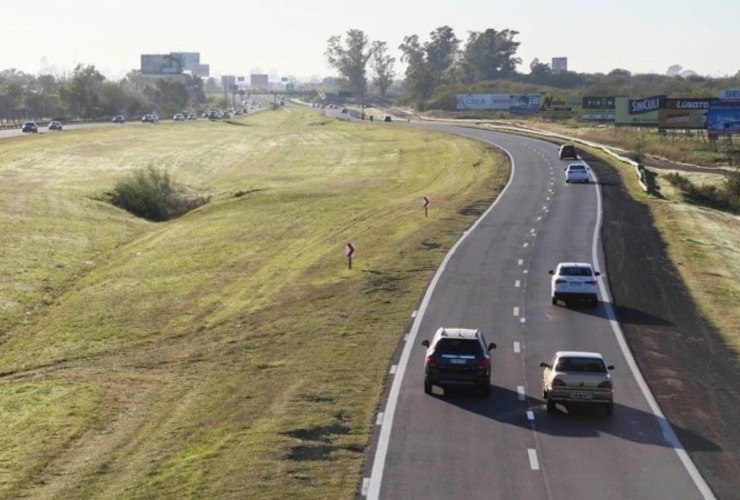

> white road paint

[
  {"left": 517, "top": 386, "right": 526, "bottom": 401},
  {"left": 514, "top": 341, "right": 521, "bottom": 353},
  {"left": 513, "top": 307, "right": 520, "bottom": 317},
  {"left": 528, "top": 449, "right": 540, "bottom": 471},
  {"left": 527, "top": 411, "right": 535, "bottom": 421},
  {"left": 376, "top": 412, "right": 384, "bottom": 425},
  {"left": 389, "top": 365, "right": 397, "bottom": 375},
  {"left": 515, "top": 280, "right": 521, "bottom": 288}
]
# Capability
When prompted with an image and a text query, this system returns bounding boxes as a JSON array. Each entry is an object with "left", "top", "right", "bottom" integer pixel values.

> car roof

[
  {"left": 433, "top": 327, "right": 481, "bottom": 340},
  {"left": 555, "top": 351, "right": 604, "bottom": 359},
  {"left": 567, "top": 163, "right": 586, "bottom": 167},
  {"left": 556, "top": 262, "right": 593, "bottom": 268}
]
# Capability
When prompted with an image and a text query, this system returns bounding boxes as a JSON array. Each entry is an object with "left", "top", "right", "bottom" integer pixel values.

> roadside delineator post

[
  {"left": 423, "top": 196, "right": 430, "bottom": 217},
  {"left": 345, "top": 243, "right": 355, "bottom": 269}
]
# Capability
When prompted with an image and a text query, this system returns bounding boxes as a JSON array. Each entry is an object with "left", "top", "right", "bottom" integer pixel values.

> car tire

[
  {"left": 546, "top": 400, "right": 557, "bottom": 413},
  {"left": 424, "top": 381, "right": 432, "bottom": 395},
  {"left": 551, "top": 296, "right": 558, "bottom": 305}
]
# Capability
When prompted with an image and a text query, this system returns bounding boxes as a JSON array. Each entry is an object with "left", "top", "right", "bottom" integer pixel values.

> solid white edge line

[
  {"left": 588, "top": 166, "right": 715, "bottom": 500},
  {"left": 528, "top": 449, "right": 540, "bottom": 470},
  {"left": 365, "top": 146, "right": 518, "bottom": 500}
]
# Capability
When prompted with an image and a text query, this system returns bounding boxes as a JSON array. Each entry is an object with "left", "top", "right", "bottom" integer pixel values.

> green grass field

[{"left": 0, "top": 109, "right": 508, "bottom": 498}]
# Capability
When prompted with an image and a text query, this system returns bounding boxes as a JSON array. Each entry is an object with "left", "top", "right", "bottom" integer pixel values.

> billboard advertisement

[
  {"left": 658, "top": 98, "right": 717, "bottom": 129},
  {"left": 582, "top": 96, "right": 615, "bottom": 120},
  {"left": 456, "top": 94, "right": 540, "bottom": 112},
  {"left": 707, "top": 101, "right": 740, "bottom": 134},
  {"left": 141, "top": 54, "right": 183, "bottom": 75},
  {"left": 719, "top": 89, "right": 740, "bottom": 101},
  {"left": 615, "top": 95, "right": 664, "bottom": 126}
]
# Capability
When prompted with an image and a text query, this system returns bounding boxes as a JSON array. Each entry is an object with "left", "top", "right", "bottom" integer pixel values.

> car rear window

[
  {"left": 568, "top": 165, "right": 586, "bottom": 170},
  {"left": 560, "top": 266, "right": 592, "bottom": 276},
  {"left": 556, "top": 357, "right": 606, "bottom": 373},
  {"left": 435, "top": 339, "right": 481, "bottom": 356}
]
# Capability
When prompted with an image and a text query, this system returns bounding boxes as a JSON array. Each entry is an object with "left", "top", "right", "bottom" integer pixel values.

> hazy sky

[{"left": 2, "top": 0, "right": 738, "bottom": 80}]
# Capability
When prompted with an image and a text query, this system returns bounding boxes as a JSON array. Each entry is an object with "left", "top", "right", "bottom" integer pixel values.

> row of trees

[
  {"left": 0, "top": 66, "right": 211, "bottom": 123},
  {"left": 326, "top": 26, "right": 740, "bottom": 110}
]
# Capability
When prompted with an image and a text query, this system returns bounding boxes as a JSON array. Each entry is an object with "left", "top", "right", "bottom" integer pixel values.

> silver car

[
  {"left": 565, "top": 162, "right": 589, "bottom": 183},
  {"left": 540, "top": 351, "right": 614, "bottom": 415}
]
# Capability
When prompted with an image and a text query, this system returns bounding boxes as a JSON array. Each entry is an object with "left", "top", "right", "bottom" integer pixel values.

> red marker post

[
  {"left": 423, "top": 196, "right": 430, "bottom": 217},
  {"left": 345, "top": 243, "right": 355, "bottom": 269}
]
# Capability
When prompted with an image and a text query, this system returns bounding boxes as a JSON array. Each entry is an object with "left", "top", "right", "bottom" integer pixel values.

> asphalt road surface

[{"left": 364, "top": 126, "right": 713, "bottom": 499}]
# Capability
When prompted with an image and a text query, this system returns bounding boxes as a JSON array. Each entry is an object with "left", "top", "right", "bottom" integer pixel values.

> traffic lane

[
  {"left": 379, "top": 132, "right": 560, "bottom": 498},
  {"left": 520, "top": 166, "right": 705, "bottom": 498}
]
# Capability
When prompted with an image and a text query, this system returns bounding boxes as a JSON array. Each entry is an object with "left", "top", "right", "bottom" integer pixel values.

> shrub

[{"left": 110, "top": 166, "right": 209, "bottom": 221}]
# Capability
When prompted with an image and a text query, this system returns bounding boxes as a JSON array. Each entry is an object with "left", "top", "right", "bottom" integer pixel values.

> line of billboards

[{"left": 456, "top": 90, "right": 740, "bottom": 134}]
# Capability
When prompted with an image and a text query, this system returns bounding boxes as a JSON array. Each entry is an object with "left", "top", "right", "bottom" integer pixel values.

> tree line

[
  {"left": 326, "top": 26, "right": 740, "bottom": 110},
  {"left": 0, "top": 65, "right": 212, "bottom": 123}
]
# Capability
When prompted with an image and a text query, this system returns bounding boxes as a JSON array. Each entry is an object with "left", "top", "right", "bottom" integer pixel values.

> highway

[{"left": 364, "top": 126, "right": 712, "bottom": 499}]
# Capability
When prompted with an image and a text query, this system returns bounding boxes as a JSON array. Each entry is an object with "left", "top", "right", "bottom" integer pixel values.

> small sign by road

[{"left": 345, "top": 243, "right": 355, "bottom": 269}]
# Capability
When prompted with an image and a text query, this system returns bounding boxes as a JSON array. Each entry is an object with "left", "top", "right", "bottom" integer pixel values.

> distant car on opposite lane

[
  {"left": 173, "top": 113, "right": 185, "bottom": 121},
  {"left": 48, "top": 120, "right": 63, "bottom": 131},
  {"left": 112, "top": 115, "right": 125, "bottom": 124},
  {"left": 22, "top": 121, "right": 38, "bottom": 133},
  {"left": 540, "top": 351, "right": 615, "bottom": 415},
  {"left": 565, "top": 162, "right": 590, "bottom": 183}
]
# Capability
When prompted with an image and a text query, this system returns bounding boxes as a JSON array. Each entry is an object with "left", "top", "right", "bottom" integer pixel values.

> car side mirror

[
  {"left": 539, "top": 362, "right": 551, "bottom": 368},
  {"left": 594, "top": 271, "right": 601, "bottom": 276},
  {"left": 607, "top": 365, "right": 615, "bottom": 370},
  {"left": 421, "top": 340, "right": 430, "bottom": 347},
  {"left": 548, "top": 270, "right": 554, "bottom": 275},
  {"left": 488, "top": 343, "right": 497, "bottom": 351}
]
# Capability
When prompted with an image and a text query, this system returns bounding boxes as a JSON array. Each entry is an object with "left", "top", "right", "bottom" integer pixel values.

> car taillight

[
  {"left": 552, "top": 378, "right": 566, "bottom": 387},
  {"left": 479, "top": 357, "right": 490, "bottom": 370},
  {"left": 586, "top": 280, "right": 597, "bottom": 285},
  {"left": 598, "top": 381, "right": 612, "bottom": 390},
  {"left": 426, "top": 354, "right": 437, "bottom": 367}
]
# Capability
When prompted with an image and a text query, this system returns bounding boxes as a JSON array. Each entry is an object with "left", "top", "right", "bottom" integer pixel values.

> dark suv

[{"left": 421, "top": 328, "right": 496, "bottom": 396}]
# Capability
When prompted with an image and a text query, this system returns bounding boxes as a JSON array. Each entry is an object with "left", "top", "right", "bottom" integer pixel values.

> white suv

[
  {"left": 549, "top": 262, "right": 600, "bottom": 306},
  {"left": 565, "top": 162, "right": 589, "bottom": 183}
]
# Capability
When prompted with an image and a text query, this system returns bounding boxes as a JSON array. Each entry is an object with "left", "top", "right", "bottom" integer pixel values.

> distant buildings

[{"left": 140, "top": 52, "right": 210, "bottom": 78}]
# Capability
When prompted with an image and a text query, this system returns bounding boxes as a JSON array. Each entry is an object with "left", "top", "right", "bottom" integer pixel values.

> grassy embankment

[{"left": 0, "top": 109, "right": 507, "bottom": 498}]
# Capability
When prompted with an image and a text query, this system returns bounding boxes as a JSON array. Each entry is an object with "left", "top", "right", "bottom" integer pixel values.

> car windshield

[
  {"left": 556, "top": 357, "right": 607, "bottom": 373},
  {"left": 559, "top": 266, "right": 592, "bottom": 276},
  {"left": 436, "top": 339, "right": 481, "bottom": 356}
]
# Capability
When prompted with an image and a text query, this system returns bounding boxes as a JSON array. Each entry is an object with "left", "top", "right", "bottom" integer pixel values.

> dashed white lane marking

[
  {"left": 527, "top": 411, "right": 535, "bottom": 421},
  {"left": 513, "top": 307, "right": 520, "bottom": 317},
  {"left": 528, "top": 449, "right": 541, "bottom": 470},
  {"left": 389, "top": 365, "right": 397, "bottom": 375},
  {"left": 530, "top": 228, "right": 536, "bottom": 233},
  {"left": 515, "top": 280, "right": 521, "bottom": 288},
  {"left": 518, "top": 259, "right": 524, "bottom": 266},
  {"left": 523, "top": 242, "right": 529, "bottom": 248},
  {"left": 520, "top": 317, "right": 526, "bottom": 324},
  {"left": 362, "top": 478, "right": 371, "bottom": 496},
  {"left": 376, "top": 412, "right": 384, "bottom": 425},
  {"left": 537, "top": 216, "right": 542, "bottom": 221},
  {"left": 517, "top": 386, "right": 525, "bottom": 401},
  {"left": 514, "top": 341, "right": 521, "bottom": 353}
]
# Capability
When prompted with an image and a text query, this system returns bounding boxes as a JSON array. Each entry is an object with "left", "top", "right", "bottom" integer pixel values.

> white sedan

[
  {"left": 540, "top": 351, "right": 615, "bottom": 415},
  {"left": 549, "top": 262, "right": 600, "bottom": 306},
  {"left": 565, "top": 162, "right": 589, "bottom": 183}
]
